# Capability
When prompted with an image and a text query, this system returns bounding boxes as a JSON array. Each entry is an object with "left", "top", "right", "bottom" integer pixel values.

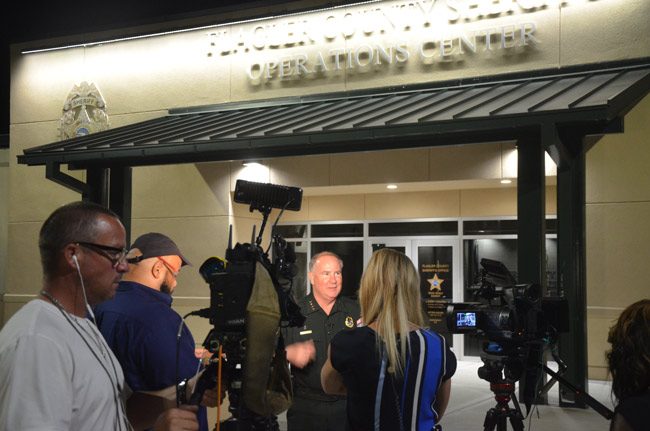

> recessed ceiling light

[
  {"left": 386, "top": 184, "right": 398, "bottom": 190},
  {"left": 500, "top": 179, "right": 512, "bottom": 184}
]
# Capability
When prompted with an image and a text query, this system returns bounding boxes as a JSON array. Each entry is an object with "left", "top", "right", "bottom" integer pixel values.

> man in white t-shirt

[{"left": 0, "top": 201, "right": 201, "bottom": 431}]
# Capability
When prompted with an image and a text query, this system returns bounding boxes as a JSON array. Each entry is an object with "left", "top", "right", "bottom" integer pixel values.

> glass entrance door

[
  {"left": 411, "top": 239, "right": 462, "bottom": 353},
  {"left": 365, "top": 238, "right": 463, "bottom": 355},
  {"left": 366, "top": 238, "right": 410, "bottom": 260}
]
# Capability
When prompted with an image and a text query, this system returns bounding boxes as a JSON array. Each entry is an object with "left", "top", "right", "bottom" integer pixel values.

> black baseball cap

[{"left": 127, "top": 232, "right": 191, "bottom": 266}]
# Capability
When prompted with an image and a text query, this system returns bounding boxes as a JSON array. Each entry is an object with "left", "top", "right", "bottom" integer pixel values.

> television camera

[
  {"left": 446, "top": 258, "right": 612, "bottom": 430},
  {"left": 187, "top": 180, "right": 306, "bottom": 431},
  {"left": 446, "top": 258, "right": 567, "bottom": 352}
]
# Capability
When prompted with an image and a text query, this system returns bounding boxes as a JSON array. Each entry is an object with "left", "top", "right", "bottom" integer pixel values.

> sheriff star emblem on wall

[
  {"left": 427, "top": 273, "right": 444, "bottom": 291},
  {"left": 59, "top": 81, "right": 109, "bottom": 140}
]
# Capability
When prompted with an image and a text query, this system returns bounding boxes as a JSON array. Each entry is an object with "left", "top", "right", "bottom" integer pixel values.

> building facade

[{"left": 3, "top": 0, "right": 650, "bottom": 388}]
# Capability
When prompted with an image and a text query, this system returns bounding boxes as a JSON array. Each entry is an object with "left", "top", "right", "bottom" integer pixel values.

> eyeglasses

[
  {"left": 157, "top": 256, "right": 180, "bottom": 278},
  {"left": 76, "top": 242, "right": 128, "bottom": 268}
]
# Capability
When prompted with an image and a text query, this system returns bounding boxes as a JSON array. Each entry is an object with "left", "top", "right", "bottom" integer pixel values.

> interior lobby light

[
  {"left": 500, "top": 178, "right": 512, "bottom": 184},
  {"left": 386, "top": 184, "right": 398, "bottom": 190}
]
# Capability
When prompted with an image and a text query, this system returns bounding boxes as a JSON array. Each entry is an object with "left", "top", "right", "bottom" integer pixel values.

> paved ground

[
  {"left": 439, "top": 360, "right": 614, "bottom": 431},
  {"left": 276, "top": 360, "right": 615, "bottom": 430}
]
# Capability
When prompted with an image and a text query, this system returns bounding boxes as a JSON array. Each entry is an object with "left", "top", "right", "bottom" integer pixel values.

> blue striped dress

[{"left": 330, "top": 326, "right": 456, "bottom": 431}]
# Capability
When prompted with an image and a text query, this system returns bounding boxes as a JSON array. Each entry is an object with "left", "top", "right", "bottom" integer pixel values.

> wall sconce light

[{"left": 239, "top": 160, "right": 269, "bottom": 183}]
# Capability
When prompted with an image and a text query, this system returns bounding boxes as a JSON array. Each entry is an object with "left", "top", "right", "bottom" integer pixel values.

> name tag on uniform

[{"left": 300, "top": 330, "right": 312, "bottom": 335}]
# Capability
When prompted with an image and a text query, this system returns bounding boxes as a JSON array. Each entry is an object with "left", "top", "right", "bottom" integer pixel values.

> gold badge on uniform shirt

[{"left": 345, "top": 316, "right": 354, "bottom": 328}]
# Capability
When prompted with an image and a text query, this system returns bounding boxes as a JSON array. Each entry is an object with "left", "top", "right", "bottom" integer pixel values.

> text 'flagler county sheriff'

[{"left": 205, "top": 0, "right": 571, "bottom": 82}]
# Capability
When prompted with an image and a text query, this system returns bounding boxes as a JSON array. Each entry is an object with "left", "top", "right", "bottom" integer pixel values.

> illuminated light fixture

[
  {"left": 240, "top": 160, "right": 269, "bottom": 183},
  {"left": 21, "top": 0, "right": 382, "bottom": 54},
  {"left": 500, "top": 144, "right": 517, "bottom": 184},
  {"left": 386, "top": 184, "right": 398, "bottom": 190}
]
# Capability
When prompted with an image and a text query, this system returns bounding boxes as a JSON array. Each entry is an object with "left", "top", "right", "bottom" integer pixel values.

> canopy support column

[{"left": 556, "top": 130, "right": 588, "bottom": 408}]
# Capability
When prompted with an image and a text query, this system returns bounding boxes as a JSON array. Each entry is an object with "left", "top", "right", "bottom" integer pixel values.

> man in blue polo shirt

[{"left": 95, "top": 232, "right": 210, "bottom": 431}]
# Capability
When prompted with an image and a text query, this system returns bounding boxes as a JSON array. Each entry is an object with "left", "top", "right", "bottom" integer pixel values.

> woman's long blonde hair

[{"left": 359, "top": 248, "right": 425, "bottom": 375}]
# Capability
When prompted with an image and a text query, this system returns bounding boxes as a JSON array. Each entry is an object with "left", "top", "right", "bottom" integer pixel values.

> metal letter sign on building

[{"left": 59, "top": 81, "right": 109, "bottom": 140}]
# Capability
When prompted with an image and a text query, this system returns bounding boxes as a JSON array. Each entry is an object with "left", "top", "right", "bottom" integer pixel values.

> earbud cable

[{"left": 73, "top": 256, "right": 96, "bottom": 324}]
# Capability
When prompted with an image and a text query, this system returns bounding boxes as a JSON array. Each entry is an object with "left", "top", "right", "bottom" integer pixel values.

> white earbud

[{"left": 72, "top": 253, "right": 96, "bottom": 323}]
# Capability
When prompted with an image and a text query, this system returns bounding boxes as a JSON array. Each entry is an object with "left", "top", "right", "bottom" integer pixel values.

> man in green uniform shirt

[{"left": 281, "top": 251, "right": 360, "bottom": 431}]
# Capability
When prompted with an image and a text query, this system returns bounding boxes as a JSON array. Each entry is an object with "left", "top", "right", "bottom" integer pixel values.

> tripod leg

[
  {"left": 483, "top": 408, "right": 497, "bottom": 431},
  {"left": 508, "top": 416, "right": 525, "bottom": 431},
  {"left": 508, "top": 392, "right": 525, "bottom": 431}
]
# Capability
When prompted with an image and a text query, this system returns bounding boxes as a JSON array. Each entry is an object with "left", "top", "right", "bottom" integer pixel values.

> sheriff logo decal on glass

[
  {"left": 418, "top": 246, "right": 453, "bottom": 331},
  {"left": 428, "top": 273, "right": 444, "bottom": 293}
]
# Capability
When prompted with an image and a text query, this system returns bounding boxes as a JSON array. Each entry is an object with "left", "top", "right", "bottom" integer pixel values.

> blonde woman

[{"left": 321, "top": 248, "right": 455, "bottom": 431}]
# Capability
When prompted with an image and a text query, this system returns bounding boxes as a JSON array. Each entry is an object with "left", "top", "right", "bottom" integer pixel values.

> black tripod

[
  {"left": 196, "top": 333, "right": 280, "bottom": 431},
  {"left": 483, "top": 379, "right": 525, "bottom": 431},
  {"left": 478, "top": 355, "right": 525, "bottom": 431},
  {"left": 214, "top": 356, "right": 280, "bottom": 431},
  {"left": 217, "top": 398, "right": 279, "bottom": 431},
  {"left": 479, "top": 347, "right": 614, "bottom": 431}
]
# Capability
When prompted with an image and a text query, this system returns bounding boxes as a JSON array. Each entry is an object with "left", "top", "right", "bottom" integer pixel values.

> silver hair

[{"left": 308, "top": 251, "right": 343, "bottom": 272}]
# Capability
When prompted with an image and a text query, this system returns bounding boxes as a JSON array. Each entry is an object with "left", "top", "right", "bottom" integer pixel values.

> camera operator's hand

[
  {"left": 200, "top": 387, "right": 222, "bottom": 408},
  {"left": 285, "top": 340, "right": 316, "bottom": 368},
  {"left": 153, "top": 406, "right": 199, "bottom": 431},
  {"left": 184, "top": 365, "right": 227, "bottom": 407}
]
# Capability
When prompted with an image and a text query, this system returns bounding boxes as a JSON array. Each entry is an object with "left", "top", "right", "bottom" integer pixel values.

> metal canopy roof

[{"left": 17, "top": 62, "right": 650, "bottom": 169}]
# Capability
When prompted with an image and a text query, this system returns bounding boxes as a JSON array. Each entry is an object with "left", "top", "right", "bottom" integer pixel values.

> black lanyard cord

[{"left": 40, "top": 295, "right": 132, "bottom": 431}]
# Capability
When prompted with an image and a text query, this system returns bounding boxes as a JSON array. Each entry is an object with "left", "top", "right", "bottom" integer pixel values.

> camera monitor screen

[{"left": 456, "top": 312, "right": 477, "bottom": 328}]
